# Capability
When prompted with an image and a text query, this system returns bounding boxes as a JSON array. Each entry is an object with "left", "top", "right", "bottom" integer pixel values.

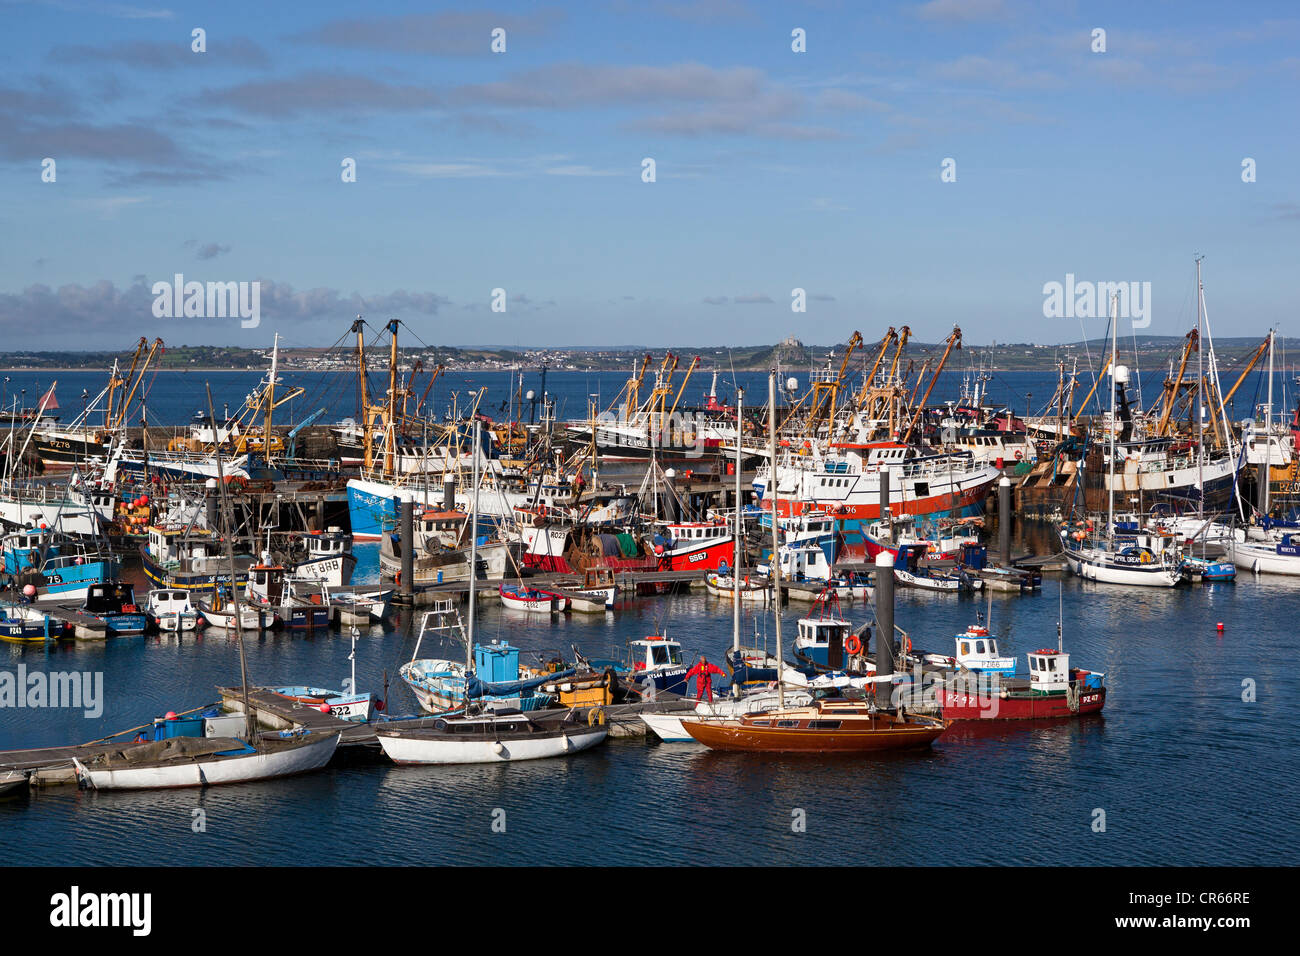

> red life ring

[
  {"left": 1014, "top": 450, "right": 1023, "bottom": 460},
  {"left": 844, "top": 634, "right": 862, "bottom": 655}
]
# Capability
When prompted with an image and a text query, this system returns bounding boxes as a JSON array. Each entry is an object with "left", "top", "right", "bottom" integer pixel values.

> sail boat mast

[
  {"left": 768, "top": 372, "right": 784, "bottom": 710},
  {"left": 1195, "top": 256, "right": 1204, "bottom": 522},
  {"left": 467, "top": 418, "right": 480, "bottom": 677},
  {"left": 1108, "top": 293, "right": 1118, "bottom": 540},
  {"left": 732, "top": 388, "right": 744, "bottom": 657}
]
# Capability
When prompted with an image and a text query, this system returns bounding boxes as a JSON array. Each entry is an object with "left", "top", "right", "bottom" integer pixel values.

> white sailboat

[{"left": 1062, "top": 295, "right": 1180, "bottom": 587}]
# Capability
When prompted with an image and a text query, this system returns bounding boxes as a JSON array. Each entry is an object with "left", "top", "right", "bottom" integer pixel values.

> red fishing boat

[{"left": 937, "top": 647, "right": 1105, "bottom": 721}]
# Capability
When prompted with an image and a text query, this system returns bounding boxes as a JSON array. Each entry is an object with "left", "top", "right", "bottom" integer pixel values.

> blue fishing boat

[
  {"left": 2, "top": 528, "right": 120, "bottom": 600},
  {"left": 82, "top": 582, "right": 147, "bottom": 635},
  {"left": 0, "top": 601, "right": 67, "bottom": 642}
]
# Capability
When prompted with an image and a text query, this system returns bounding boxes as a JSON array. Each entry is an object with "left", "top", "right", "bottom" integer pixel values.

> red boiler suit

[{"left": 685, "top": 660, "right": 726, "bottom": 702}]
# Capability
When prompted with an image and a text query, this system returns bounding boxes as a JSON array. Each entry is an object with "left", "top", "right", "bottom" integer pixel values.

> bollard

[
  {"left": 998, "top": 475, "right": 1012, "bottom": 567},
  {"left": 874, "top": 550, "right": 895, "bottom": 710},
  {"left": 443, "top": 473, "right": 456, "bottom": 512},
  {"left": 400, "top": 500, "right": 414, "bottom": 600},
  {"left": 879, "top": 466, "right": 892, "bottom": 541}
]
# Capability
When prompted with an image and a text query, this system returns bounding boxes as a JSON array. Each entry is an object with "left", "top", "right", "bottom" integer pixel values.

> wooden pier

[{"left": 217, "top": 686, "right": 380, "bottom": 749}]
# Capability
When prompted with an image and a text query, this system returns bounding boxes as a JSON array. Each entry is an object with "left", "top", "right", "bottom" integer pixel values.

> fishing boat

[
  {"left": 145, "top": 589, "right": 201, "bottom": 632},
  {"left": 81, "top": 581, "right": 147, "bottom": 635},
  {"left": 246, "top": 564, "right": 331, "bottom": 630},
  {"left": 401, "top": 637, "right": 559, "bottom": 714},
  {"left": 288, "top": 528, "right": 357, "bottom": 587},
  {"left": 552, "top": 567, "right": 617, "bottom": 613},
  {"left": 622, "top": 635, "right": 690, "bottom": 696},
  {"left": 1180, "top": 554, "right": 1236, "bottom": 583},
  {"left": 927, "top": 624, "right": 1017, "bottom": 677},
  {"left": 893, "top": 543, "right": 982, "bottom": 592},
  {"left": 791, "top": 612, "right": 872, "bottom": 676},
  {"left": 498, "top": 582, "right": 568, "bottom": 613},
  {"left": 330, "top": 588, "right": 391, "bottom": 626},
  {"left": 936, "top": 646, "right": 1106, "bottom": 721},
  {"left": 2, "top": 527, "right": 120, "bottom": 600},
  {"left": 0, "top": 602, "right": 67, "bottom": 642},
  {"left": 195, "top": 592, "right": 280, "bottom": 630},
  {"left": 140, "top": 524, "right": 255, "bottom": 592}
]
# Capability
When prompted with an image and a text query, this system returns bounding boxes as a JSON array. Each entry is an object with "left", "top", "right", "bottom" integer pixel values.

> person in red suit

[{"left": 685, "top": 656, "right": 726, "bottom": 702}]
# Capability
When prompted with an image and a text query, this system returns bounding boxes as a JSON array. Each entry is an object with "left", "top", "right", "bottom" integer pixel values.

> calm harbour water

[
  {"left": 3, "top": 367, "right": 1294, "bottom": 428},
  {"left": 2, "top": 539, "right": 1296, "bottom": 866}
]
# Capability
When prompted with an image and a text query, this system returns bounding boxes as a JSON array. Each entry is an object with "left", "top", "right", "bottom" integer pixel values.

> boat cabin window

[
  {"left": 960, "top": 641, "right": 971, "bottom": 656},
  {"left": 809, "top": 720, "right": 842, "bottom": 730},
  {"left": 975, "top": 640, "right": 986, "bottom": 654},
  {"left": 776, "top": 720, "right": 798, "bottom": 728}
]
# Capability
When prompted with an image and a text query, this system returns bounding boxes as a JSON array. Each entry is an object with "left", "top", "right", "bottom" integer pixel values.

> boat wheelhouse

[
  {"left": 291, "top": 527, "right": 356, "bottom": 587},
  {"left": 246, "top": 565, "right": 330, "bottom": 630},
  {"left": 145, "top": 589, "right": 200, "bottom": 632},
  {"left": 141, "top": 525, "right": 254, "bottom": 591},
  {"left": 653, "top": 520, "right": 734, "bottom": 571},
  {"left": 625, "top": 635, "right": 689, "bottom": 695},
  {"left": 950, "top": 625, "right": 1015, "bottom": 676},
  {"left": 83, "top": 582, "right": 146, "bottom": 635}
]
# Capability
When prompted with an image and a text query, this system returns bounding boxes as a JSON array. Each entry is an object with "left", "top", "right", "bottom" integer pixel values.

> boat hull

[
  {"left": 939, "top": 685, "right": 1106, "bottom": 720},
  {"left": 74, "top": 733, "right": 340, "bottom": 790},
  {"left": 682, "top": 717, "right": 945, "bottom": 752},
  {"left": 376, "top": 725, "right": 607, "bottom": 764}
]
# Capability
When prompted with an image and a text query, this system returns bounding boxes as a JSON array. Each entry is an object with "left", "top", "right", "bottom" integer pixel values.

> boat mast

[
  {"left": 265, "top": 332, "right": 279, "bottom": 467},
  {"left": 1195, "top": 256, "right": 1204, "bottom": 523},
  {"left": 206, "top": 382, "right": 251, "bottom": 743},
  {"left": 467, "top": 418, "right": 480, "bottom": 680},
  {"left": 1108, "top": 293, "right": 1118, "bottom": 541},
  {"left": 1262, "top": 327, "right": 1275, "bottom": 517},
  {"left": 732, "top": 387, "right": 743, "bottom": 658},
  {"left": 768, "top": 372, "right": 784, "bottom": 709}
]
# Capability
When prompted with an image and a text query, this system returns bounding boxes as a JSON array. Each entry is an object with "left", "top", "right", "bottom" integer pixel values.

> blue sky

[{"left": 1, "top": 0, "right": 1296, "bottom": 350}]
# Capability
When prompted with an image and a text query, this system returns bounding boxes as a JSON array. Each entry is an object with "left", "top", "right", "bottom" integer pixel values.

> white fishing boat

[
  {"left": 145, "top": 588, "right": 201, "bottom": 632},
  {"left": 196, "top": 594, "right": 280, "bottom": 630}
]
